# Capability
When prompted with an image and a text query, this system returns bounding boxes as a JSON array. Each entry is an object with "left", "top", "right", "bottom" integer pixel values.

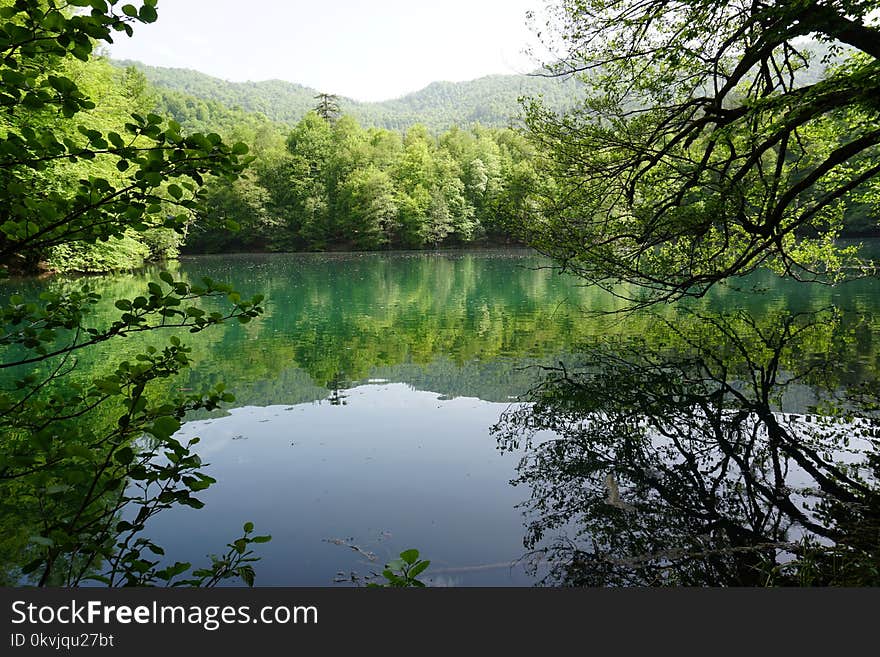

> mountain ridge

[{"left": 111, "top": 58, "right": 584, "bottom": 132}]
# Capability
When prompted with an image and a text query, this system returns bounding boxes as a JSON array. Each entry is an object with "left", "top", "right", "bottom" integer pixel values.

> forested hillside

[
  {"left": 4, "top": 40, "right": 872, "bottom": 276},
  {"left": 186, "top": 115, "right": 541, "bottom": 254},
  {"left": 112, "top": 59, "right": 585, "bottom": 132}
]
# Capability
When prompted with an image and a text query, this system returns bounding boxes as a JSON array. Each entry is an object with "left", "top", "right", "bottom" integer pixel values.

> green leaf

[
  {"left": 409, "top": 560, "right": 430, "bottom": 578},
  {"left": 65, "top": 444, "right": 96, "bottom": 460},
  {"left": 238, "top": 565, "right": 255, "bottom": 587},
  {"left": 22, "top": 559, "right": 45, "bottom": 575},
  {"left": 139, "top": 4, "right": 158, "bottom": 23},
  {"left": 400, "top": 549, "right": 419, "bottom": 565},
  {"left": 114, "top": 446, "right": 135, "bottom": 465},
  {"left": 160, "top": 561, "right": 191, "bottom": 579},
  {"left": 143, "top": 171, "right": 163, "bottom": 187},
  {"left": 151, "top": 416, "right": 181, "bottom": 439}
]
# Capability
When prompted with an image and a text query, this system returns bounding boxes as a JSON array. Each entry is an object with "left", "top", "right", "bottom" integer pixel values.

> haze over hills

[{"left": 111, "top": 59, "right": 585, "bottom": 132}]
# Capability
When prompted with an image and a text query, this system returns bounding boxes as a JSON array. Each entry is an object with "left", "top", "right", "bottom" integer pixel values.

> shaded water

[{"left": 2, "top": 248, "right": 879, "bottom": 585}]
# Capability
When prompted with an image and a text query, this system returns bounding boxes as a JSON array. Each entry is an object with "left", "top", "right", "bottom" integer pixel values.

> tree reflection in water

[{"left": 493, "top": 309, "right": 880, "bottom": 586}]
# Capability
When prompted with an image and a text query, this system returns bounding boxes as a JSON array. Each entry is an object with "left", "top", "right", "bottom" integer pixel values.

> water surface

[{"left": 3, "top": 248, "right": 878, "bottom": 585}]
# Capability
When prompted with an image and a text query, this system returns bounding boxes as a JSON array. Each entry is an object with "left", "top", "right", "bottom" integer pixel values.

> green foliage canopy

[
  {"left": 0, "top": 0, "right": 267, "bottom": 586},
  {"left": 186, "top": 113, "right": 540, "bottom": 253},
  {"left": 0, "top": 0, "right": 256, "bottom": 274},
  {"left": 523, "top": 0, "right": 880, "bottom": 306}
]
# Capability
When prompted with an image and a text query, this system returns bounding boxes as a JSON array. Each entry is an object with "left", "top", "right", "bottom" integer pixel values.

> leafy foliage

[
  {"left": 367, "top": 549, "right": 431, "bottom": 588},
  {"left": 188, "top": 114, "right": 541, "bottom": 252},
  {"left": 0, "top": 2, "right": 257, "bottom": 275},
  {"left": 0, "top": 0, "right": 268, "bottom": 587},
  {"left": 521, "top": 0, "right": 880, "bottom": 306}
]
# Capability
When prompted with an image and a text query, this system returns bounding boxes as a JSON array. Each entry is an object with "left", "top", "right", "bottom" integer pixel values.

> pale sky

[{"left": 107, "top": 0, "right": 546, "bottom": 102}]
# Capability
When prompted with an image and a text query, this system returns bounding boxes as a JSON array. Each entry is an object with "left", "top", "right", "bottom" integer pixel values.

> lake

[{"left": 2, "top": 247, "right": 879, "bottom": 586}]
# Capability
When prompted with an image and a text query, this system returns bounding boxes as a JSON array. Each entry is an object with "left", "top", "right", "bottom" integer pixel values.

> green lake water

[{"left": 3, "top": 247, "right": 879, "bottom": 585}]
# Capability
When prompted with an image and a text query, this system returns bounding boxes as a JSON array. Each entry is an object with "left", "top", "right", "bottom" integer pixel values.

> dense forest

[
  {"left": 113, "top": 59, "right": 587, "bottom": 132},
  {"left": 0, "top": 54, "right": 170, "bottom": 274},
  {"left": 4, "top": 42, "right": 875, "bottom": 275},
  {"left": 144, "top": 62, "right": 552, "bottom": 254},
  {"left": 1, "top": 53, "right": 555, "bottom": 273},
  {"left": 188, "top": 115, "right": 540, "bottom": 253}
]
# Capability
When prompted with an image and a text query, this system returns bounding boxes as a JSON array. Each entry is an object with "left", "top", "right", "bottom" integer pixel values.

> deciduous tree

[
  {"left": 0, "top": 0, "right": 267, "bottom": 586},
  {"left": 523, "top": 0, "right": 880, "bottom": 306}
]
